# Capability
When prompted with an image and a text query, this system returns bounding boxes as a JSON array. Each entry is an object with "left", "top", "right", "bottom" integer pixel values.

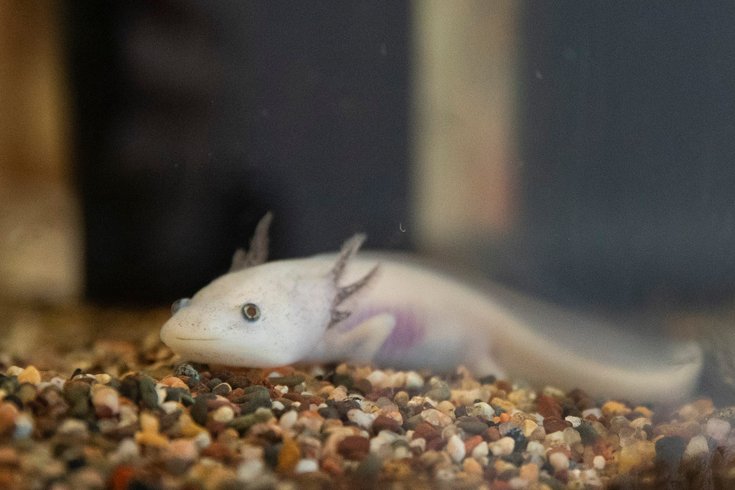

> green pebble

[
  {"left": 138, "top": 376, "right": 160, "bottom": 409},
  {"left": 425, "top": 379, "right": 451, "bottom": 402},
  {"left": 228, "top": 408, "right": 274, "bottom": 433}
]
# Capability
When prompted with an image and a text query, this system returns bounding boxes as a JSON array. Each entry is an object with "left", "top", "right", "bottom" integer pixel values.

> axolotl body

[{"left": 160, "top": 215, "right": 703, "bottom": 403}]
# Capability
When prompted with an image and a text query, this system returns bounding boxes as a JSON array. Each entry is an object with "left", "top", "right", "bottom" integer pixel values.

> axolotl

[{"left": 160, "top": 214, "right": 703, "bottom": 403}]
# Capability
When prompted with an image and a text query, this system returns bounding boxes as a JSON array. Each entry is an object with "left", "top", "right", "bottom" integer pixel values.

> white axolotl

[{"left": 160, "top": 213, "right": 704, "bottom": 403}]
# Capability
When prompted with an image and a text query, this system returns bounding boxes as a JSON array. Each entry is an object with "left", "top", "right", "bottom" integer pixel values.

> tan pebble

[
  {"left": 618, "top": 440, "right": 655, "bottom": 473},
  {"left": 490, "top": 397, "right": 515, "bottom": 413},
  {"left": 382, "top": 460, "right": 412, "bottom": 480},
  {"left": 167, "top": 438, "right": 198, "bottom": 462},
  {"left": 436, "top": 400, "right": 456, "bottom": 417},
  {"left": 633, "top": 405, "right": 654, "bottom": 419},
  {"left": 178, "top": 413, "right": 206, "bottom": 437},
  {"left": 489, "top": 436, "right": 515, "bottom": 456},
  {"left": 548, "top": 451, "right": 569, "bottom": 471},
  {"left": 462, "top": 457, "right": 483, "bottom": 476},
  {"left": 135, "top": 430, "right": 169, "bottom": 448},
  {"left": 519, "top": 462, "right": 539, "bottom": 482},
  {"left": 94, "top": 373, "right": 112, "bottom": 385},
  {"left": 139, "top": 412, "right": 159, "bottom": 433},
  {"left": 602, "top": 400, "right": 631, "bottom": 418},
  {"left": 521, "top": 419, "right": 538, "bottom": 437},
  {"left": 18, "top": 366, "right": 41, "bottom": 385},
  {"left": 159, "top": 376, "right": 189, "bottom": 390},
  {"left": 420, "top": 408, "right": 453, "bottom": 427}
]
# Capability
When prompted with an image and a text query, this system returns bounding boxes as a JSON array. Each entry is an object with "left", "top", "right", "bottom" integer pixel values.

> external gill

[
  {"left": 329, "top": 234, "right": 379, "bottom": 328},
  {"left": 230, "top": 212, "right": 273, "bottom": 272}
]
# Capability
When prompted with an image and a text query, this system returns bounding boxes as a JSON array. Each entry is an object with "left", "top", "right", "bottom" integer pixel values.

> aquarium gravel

[{"left": 0, "top": 310, "right": 733, "bottom": 489}]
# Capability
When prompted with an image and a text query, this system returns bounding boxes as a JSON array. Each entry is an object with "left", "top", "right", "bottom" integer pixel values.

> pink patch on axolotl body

[{"left": 340, "top": 306, "right": 425, "bottom": 359}]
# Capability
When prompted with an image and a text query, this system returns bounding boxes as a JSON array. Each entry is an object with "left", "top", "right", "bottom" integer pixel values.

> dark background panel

[{"left": 65, "top": 1, "right": 411, "bottom": 304}]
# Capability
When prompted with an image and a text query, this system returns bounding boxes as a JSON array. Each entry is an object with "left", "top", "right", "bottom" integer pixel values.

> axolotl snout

[{"left": 160, "top": 214, "right": 704, "bottom": 403}]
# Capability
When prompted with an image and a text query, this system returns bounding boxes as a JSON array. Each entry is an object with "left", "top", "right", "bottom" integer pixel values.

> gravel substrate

[{"left": 0, "top": 311, "right": 734, "bottom": 489}]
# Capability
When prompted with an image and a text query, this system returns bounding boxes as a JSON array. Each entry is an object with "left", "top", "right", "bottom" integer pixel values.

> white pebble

[
  {"left": 526, "top": 440, "right": 545, "bottom": 457},
  {"left": 706, "top": 418, "right": 731, "bottom": 442},
  {"left": 212, "top": 405, "right": 234, "bottom": 423},
  {"left": 548, "top": 452, "right": 570, "bottom": 471},
  {"left": 237, "top": 459, "right": 265, "bottom": 481},
  {"left": 13, "top": 413, "right": 33, "bottom": 439},
  {"left": 370, "top": 430, "right": 401, "bottom": 457},
  {"left": 684, "top": 434, "right": 710, "bottom": 460},
  {"left": 6, "top": 366, "right": 23, "bottom": 376},
  {"left": 409, "top": 437, "right": 426, "bottom": 452},
  {"left": 160, "top": 401, "right": 180, "bottom": 414},
  {"left": 192, "top": 431, "right": 212, "bottom": 449},
  {"left": 347, "top": 408, "right": 375, "bottom": 430},
  {"left": 489, "top": 436, "right": 515, "bottom": 456},
  {"left": 446, "top": 434, "right": 466, "bottom": 463},
  {"left": 294, "top": 458, "right": 319, "bottom": 474},
  {"left": 469, "top": 402, "right": 495, "bottom": 420},
  {"left": 563, "top": 427, "right": 582, "bottom": 445},
  {"left": 273, "top": 385, "right": 288, "bottom": 395},
  {"left": 564, "top": 416, "right": 582, "bottom": 428},
  {"left": 593, "top": 454, "right": 606, "bottom": 470},
  {"left": 405, "top": 371, "right": 424, "bottom": 389},
  {"left": 471, "top": 441, "right": 489, "bottom": 459},
  {"left": 366, "top": 370, "right": 388, "bottom": 389},
  {"left": 271, "top": 400, "right": 285, "bottom": 411},
  {"left": 111, "top": 438, "right": 140, "bottom": 463},
  {"left": 279, "top": 410, "right": 298, "bottom": 430}
]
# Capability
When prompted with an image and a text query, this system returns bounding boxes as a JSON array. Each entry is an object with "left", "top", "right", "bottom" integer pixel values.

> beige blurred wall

[
  {"left": 0, "top": 0, "right": 82, "bottom": 302},
  {"left": 412, "top": 0, "right": 520, "bottom": 255}
]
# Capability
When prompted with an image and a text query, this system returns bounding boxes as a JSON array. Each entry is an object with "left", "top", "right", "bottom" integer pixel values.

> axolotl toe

[{"left": 160, "top": 214, "right": 703, "bottom": 404}]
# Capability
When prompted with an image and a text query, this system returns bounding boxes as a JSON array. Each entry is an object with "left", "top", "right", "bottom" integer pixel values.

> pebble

[
  {"left": 548, "top": 451, "right": 570, "bottom": 471},
  {"left": 683, "top": 434, "right": 710, "bottom": 460},
  {"left": 446, "top": 434, "right": 466, "bottom": 463},
  {"left": 237, "top": 459, "right": 265, "bottom": 481},
  {"left": 420, "top": 408, "right": 453, "bottom": 427},
  {"left": 0, "top": 348, "right": 730, "bottom": 488},
  {"left": 338, "top": 435, "right": 370, "bottom": 460},
  {"left": 489, "top": 436, "right": 515, "bottom": 456},
  {"left": 425, "top": 378, "right": 451, "bottom": 402},
  {"left": 18, "top": 366, "right": 41, "bottom": 385},
  {"left": 92, "top": 385, "right": 120, "bottom": 417},
  {"left": 294, "top": 458, "right": 319, "bottom": 474},
  {"left": 347, "top": 408, "right": 375, "bottom": 430},
  {"left": 212, "top": 405, "right": 235, "bottom": 423},
  {"left": 705, "top": 417, "right": 731, "bottom": 442}
]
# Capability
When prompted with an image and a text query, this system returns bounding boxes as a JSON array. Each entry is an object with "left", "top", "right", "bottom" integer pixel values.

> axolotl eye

[
  {"left": 241, "top": 302, "right": 261, "bottom": 322},
  {"left": 171, "top": 297, "right": 191, "bottom": 315}
]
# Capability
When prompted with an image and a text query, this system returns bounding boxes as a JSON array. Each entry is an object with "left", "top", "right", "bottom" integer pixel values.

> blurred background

[{"left": 2, "top": 0, "right": 735, "bottom": 330}]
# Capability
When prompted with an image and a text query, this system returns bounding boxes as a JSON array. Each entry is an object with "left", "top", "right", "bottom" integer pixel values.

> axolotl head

[
  {"left": 160, "top": 260, "right": 335, "bottom": 366},
  {"left": 160, "top": 233, "right": 376, "bottom": 367}
]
